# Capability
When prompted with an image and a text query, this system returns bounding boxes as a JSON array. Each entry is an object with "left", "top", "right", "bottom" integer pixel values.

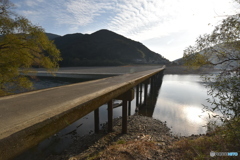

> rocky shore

[{"left": 46, "top": 115, "right": 184, "bottom": 160}]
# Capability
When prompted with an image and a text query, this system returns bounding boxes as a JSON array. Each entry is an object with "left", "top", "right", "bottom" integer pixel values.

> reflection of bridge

[
  {"left": 136, "top": 73, "right": 163, "bottom": 117},
  {"left": 0, "top": 66, "right": 165, "bottom": 160}
]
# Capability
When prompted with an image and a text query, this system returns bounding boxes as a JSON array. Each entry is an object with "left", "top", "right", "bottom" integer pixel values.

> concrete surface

[
  {"left": 0, "top": 66, "right": 165, "bottom": 160},
  {"left": 30, "top": 65, "right": 164, "bottom": 78}
]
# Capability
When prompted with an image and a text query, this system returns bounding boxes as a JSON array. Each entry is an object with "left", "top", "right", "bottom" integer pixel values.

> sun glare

[{"left": 183, "top": 106, "right": 205, "bottom": 124}]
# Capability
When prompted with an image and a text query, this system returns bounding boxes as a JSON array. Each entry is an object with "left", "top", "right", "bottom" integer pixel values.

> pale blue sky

[{"left": 11, "top": 0, "right": 239, "bottom": 61}]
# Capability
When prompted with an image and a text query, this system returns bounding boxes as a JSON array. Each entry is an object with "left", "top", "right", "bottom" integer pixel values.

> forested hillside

[{"left": 50, "top": 29, "right": 170, "bottom": 66}]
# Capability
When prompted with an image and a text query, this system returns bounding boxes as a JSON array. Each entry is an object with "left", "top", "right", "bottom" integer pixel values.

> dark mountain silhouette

[
  {"left": 51, "top": 29, "right": 170, "bottom": 66},
  {"left": 45, "top": 33, "right": 61, "bottom": 40}
]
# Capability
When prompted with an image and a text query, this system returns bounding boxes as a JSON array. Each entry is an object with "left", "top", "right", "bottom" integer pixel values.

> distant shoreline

[{"left": 164, "top": 65, "right": 218, "bottom": 74}]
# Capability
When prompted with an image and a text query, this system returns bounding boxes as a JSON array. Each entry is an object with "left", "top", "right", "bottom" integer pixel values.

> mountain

[
  {"left": 1, "top": 33, "right": 61, "bottom": 40},
  {"left": 200, "top": 43, "right": 239, "bottom": 69},
  {"left": 45, "top": 33, "right": 61, "bottom": 40},
  {"left": 52, "top": 29, "right": 170, "bottom": 66},
  {"left": 173, "top": 42, "right": 239, "bottom": 68},
  {"left": 172, "top": 58, "right": 184, "bottom": 65}
]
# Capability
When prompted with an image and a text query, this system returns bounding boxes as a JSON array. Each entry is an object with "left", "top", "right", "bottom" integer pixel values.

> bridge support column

[
  {"left": 144, "top": 80, "right": 148, "bottom": 106},
  {"left": 150, "top": 76, "right": 155, "bottom": 92},
  {"left": 128, "top": 101, "right": 131, "bottom": 116},
  {"left": 108, "top": 100, "right": 113, "bottom": 132},
  {"left": 94, "top": 108, "right": 99, "bottom": 133},
  {"left": 139, "top": 83, "right": 142, "bottom": 106},
  {"left": 116, "top": 89, "right": 134, "bottom": 134},
  {"left": 136, "top": 85, "right": 139, "bottom": 109},
  {"left": 122, "top": 100, "right": 128, "bottom": 134}
]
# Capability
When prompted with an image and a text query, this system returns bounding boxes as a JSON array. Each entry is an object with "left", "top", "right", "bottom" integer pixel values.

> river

[{"left": 15, "top": 73, "right": 211, "bottom": 159}]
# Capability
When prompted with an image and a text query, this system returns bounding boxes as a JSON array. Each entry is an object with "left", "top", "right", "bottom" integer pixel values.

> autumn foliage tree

[{"left": 0, "top": 0, "right": 61, "bottom": 96}]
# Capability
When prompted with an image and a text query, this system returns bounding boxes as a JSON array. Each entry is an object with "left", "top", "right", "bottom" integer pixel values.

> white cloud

[
  {"left": 25, "top": 0, "right": 38, "bottom": 7},
  {"left": 14, "top": 0, "right": 238, "bottom": 37},
  {"left": 106, "top": 0, "right": 239, "bottom": 42},
  {"left": 20, "top": 10, "right": 39, "bottom": 16},
  {"left": 23, "top": 0, "right": 45, "bottom": 7},
  {"left": 11, "top": 0, "right": 240, "bottom": 60},
  {"left": 42, "top": 0, "right": 115, "bottom": 32},
  {"left": 108, "top": 0, "right": 185, "bottom": 39}
]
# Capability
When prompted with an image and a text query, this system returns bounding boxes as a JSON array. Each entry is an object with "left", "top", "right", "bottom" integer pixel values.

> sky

[{"left": 11, "top": 0, "right": 239, "bottom": 61}]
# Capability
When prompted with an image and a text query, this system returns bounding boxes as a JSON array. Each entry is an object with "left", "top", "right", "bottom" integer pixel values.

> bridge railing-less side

[{"left": 0, "top": 66, "right": 165, "bottom": 160}]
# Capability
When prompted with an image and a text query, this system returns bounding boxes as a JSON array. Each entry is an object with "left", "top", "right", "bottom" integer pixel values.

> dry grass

[
  {"left": 49, "top": 116, "right": 239, "bottom": 160},
  {"left": 173, "top": 119, "right": 240, "bottom": 160},
  {"left": 88, "top": 140, "right": 160, "bottom": 160}
]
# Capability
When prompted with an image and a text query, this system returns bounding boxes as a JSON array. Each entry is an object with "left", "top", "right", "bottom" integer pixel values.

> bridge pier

[
  {"left": 94, "top": 108, "right": 99, "bottom": 133},
  {"left": 122, "top": 100, "right": 128, "bottom": 134},
  {"left": 108, "top": 100, "right": 113, "bottom": 132},
  {"left": 150, "top": 75, "right": 156, "bottom": 93},
  {"left": 136, "top": 70, "right": 165, "bottom": 111},
  {"left": 116, "top": 89, "right": 134, "bottom": 134},
  {"left": 144, "top": 80, "right": 149, "bottom": 106},
  {"left": 139, "top": 83, "right": 143, "bottom": 106},
  {"left": 71, "top": 70, "right": 166, "bottom": 136},
  {"left": 128, "top": 101, "right": 131, "bottom": 116},
  {"left": 136, "top": 85, "right": 139, "bottom": 110}
]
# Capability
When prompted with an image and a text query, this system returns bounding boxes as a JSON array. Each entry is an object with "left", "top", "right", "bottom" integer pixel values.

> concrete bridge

[
  {"left": 0, "top": 66, "right": 165, "bottom": 160},
  {"left": 30, "top": 65, "right": 165, "bottom": 78}
]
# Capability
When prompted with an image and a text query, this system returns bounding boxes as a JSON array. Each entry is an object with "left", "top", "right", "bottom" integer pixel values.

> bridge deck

[
  {"left": 33, "top": 65, "right": 164, "bottom": 78},
  {"left": 0, "top": 66, "right": 165, "bottom": 160}
]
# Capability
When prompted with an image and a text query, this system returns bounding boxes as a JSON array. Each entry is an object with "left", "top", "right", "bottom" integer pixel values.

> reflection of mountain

[
  {"left": 49, "top": 29, "right": 170, "bottom": 66},
  {"left": 138, "top": 77, "right": 163, "bottom": 117}
]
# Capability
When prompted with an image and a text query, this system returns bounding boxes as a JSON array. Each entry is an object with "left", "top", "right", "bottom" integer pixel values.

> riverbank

[{"left": 46, "top": 115, "right": 190, "bottom": 160}]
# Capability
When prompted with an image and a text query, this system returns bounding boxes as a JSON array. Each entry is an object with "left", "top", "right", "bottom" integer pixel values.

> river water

[
  {"left": 15, "top": 74, "right": 211, "bottom": 159},
  {"left": 152, "top": 74, "right": 209, "bottom": 136}
]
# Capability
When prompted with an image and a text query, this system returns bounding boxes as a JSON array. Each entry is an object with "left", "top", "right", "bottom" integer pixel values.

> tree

[
  {"left": 183, "top": 7, "right": 240, "bottom": 145},
  {"left": 0, "top": 0, "right": 61, "bottom": 96}
]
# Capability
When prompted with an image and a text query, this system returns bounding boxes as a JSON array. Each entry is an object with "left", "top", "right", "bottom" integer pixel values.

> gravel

[{"left": 46, "top": 115, "right": 183, "bottom": 160}]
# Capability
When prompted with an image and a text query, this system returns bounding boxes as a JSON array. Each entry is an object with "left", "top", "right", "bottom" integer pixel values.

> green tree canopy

[{"left": 0, "top": 0, "right": 61, "bottom": 96}]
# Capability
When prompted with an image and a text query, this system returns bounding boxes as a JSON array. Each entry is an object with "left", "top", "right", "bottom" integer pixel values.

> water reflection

[
  {"left": 138, "top": 80, "right": 163, "bottom": 117},
  {"left": 135, "top": 74, "right": 210, "bottom": 136},
  {"left": 149, "top": 75, "right": 210, "bottom": 136}
]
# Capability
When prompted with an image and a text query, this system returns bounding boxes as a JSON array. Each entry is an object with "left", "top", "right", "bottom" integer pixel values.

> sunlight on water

[
  {"left": 152, "top": 74, "right": 211, "bottom": 136},
  {"left": 182, "top": 106, "right": 205, "bottom": 124}
]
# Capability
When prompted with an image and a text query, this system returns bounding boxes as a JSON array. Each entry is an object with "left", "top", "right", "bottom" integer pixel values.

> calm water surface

[
  {"left": 152, "top": 75, "right": 209, "bottom": 136},
  {"left": 16, "top": 74, "right": 212, "bottom": 159}
]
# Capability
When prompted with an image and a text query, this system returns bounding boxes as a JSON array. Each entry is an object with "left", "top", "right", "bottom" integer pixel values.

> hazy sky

[{"left": 11, "top": 0, "right": 239, "bottom": 61}]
